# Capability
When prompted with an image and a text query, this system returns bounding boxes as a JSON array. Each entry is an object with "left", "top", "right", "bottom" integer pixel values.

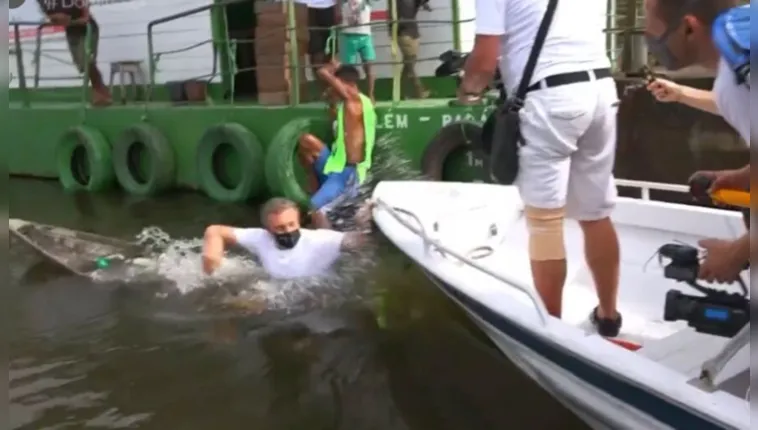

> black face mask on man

[
  {"left": 273, "top": 230, "right": 301, "bottom": 249},
  {"left": 645, "top": 0, "right": 700, "bottom": 71},
  {"left": 645, "top": 31, "right": 683, "bottom": 71}
]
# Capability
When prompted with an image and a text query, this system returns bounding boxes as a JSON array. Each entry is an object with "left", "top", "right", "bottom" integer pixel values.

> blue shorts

[{"left": 310, "top": 148, "right": 360, "bottom": 212}]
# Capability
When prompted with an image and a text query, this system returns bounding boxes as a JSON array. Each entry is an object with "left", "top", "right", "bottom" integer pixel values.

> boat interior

[{"left": 371, "top": 181, "right": 750, "bottom": 402}]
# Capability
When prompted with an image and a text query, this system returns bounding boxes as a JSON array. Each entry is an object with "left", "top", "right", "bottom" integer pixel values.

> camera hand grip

[{"left": 688, "top": 174, "right": 750, "bottom": 208}]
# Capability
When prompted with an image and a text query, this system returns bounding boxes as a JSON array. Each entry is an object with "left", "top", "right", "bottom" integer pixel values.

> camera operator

[{"left": 643, "top": 0, "right": 750, "bottom": 284}]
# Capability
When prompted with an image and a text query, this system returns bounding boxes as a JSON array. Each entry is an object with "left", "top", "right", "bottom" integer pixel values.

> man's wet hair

[
  {"left": 260, "top": 197, "right": 299, "bottom": 225},
  {"left": 335, "top": 65, "right": 361, "bottom": 84},
  {"left": 656, "top": 0, "right": 737, "bottom": 26}
]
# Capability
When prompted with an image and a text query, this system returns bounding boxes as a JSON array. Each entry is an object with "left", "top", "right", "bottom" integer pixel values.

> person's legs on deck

[
  {"left": 565, "top": 78, "right": 621, "bottom": 335},
  {"left": 516, "top": 81, "right": 600, "bottom": 319}
]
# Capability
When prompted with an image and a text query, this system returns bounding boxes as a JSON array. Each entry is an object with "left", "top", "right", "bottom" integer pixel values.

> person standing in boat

[
  {"left": 36, "top": 0, "right": 112, "bottom": 106},
  {"left": 202, "top": 198, "right": 371, "bottom": 279},
  {"left": 297, "top": 60, "right": 377, "bottom": 228},
  {"left": 643, "top": 0, "right": 750, "bottom": 283},
  {"left": 457, "top": 0, "right": 623, "bottom": 335}
]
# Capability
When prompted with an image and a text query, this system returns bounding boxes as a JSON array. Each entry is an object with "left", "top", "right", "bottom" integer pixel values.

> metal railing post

[
  {"left": 81, "top": 22, "right": 92, "bottom": 115},
  {"left": 390, "top": 0, "right": 400, "bottom": 102},
  {"left": 451, "top": 0, "right": 461, "bottom": 51},
  {"left": 13, "top": 25, "right": 30, "bottom": 108},
  {"left": 287, "top": 0, "right": 300, "bottom": 106},
  {"left": 147, "top": 29, "right": 156, "bottom": 96},
  {"left": 34, "top": 25, "right": 43, "bottom": 88}
]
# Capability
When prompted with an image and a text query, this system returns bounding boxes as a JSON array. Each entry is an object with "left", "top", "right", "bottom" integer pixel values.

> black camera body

[{"left": 659, "top": 243, "right": 749, "bottom": 338}]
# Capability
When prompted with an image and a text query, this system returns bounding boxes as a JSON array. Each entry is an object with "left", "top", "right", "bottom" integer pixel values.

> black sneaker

[{"left": 590, "top": 307, "right": 622, "bottom": 338}]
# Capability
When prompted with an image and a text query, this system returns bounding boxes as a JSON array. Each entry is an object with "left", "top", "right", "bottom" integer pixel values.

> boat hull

[{"left": 424, "top": 271, "right": 735, "bottom": 430}]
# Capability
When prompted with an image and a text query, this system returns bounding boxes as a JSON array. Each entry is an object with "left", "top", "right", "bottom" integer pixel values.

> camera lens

[{"left": 663, "top": 290, "right": 682, "bottom": 322}]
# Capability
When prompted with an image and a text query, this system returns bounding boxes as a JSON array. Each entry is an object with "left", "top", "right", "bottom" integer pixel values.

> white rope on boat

[
  {"left": 698, "top": 322, "right": 750, "bottom": 388},
  {"left": 373, "top": 198, "right": 551, "bottom": 327}
]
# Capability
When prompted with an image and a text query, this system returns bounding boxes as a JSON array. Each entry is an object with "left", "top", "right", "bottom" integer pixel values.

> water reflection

[{"left": 9, "top": 178, "right": 588, "bottom": 430}]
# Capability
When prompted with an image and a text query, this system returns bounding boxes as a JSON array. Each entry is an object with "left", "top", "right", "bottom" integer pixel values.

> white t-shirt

[
  {"left": 308, "top": 0, "right": 336, "bottom": 9},
  {"left": 474, "top": 0, "right": 611, "bottom": 93},
  {"left": 233, "top": 228, "right": 345, "bottom": 279},
  {"left": 713, "top": 59, "right": 750, "bottom": 146},
  {"left": 342, "top": 0, "right": 372, "bottom": 35}
]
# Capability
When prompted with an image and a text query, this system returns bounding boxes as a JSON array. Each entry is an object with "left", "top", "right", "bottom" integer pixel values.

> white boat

[{"left": 370, "top": 180, "right": 750, "bottom": 430}]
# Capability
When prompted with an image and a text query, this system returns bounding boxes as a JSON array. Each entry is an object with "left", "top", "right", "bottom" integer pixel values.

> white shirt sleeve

[
  {"left": 233, "top": 228, "right": 267, "bottom": 255},
  {"left": 475, "top": 0, "right": 506, "bottom": 36},
  {"left": 310, "top": 229, "right": 346, "bottom": 265}
]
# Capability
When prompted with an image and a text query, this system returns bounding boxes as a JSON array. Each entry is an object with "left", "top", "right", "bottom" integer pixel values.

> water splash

[
  {"left": 90, "top": 226, "right": 372, "bottom": 313},
  {"left": 92, "top": 134, "right": 424, "bottom": 313},
  {"left": 327, "top": 133, "right": 425, "bottom": 231}
]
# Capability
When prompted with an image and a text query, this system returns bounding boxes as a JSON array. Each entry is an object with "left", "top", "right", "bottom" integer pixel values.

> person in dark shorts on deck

[
  {"left": 389, "top": 0, "right": 430, "bottom": 99},
  {"left": 37, "top": 0, "right": 111, "bottom": 106},
  {"left": 308, "top": 0, "right": 339, "bottom": 85},
  {"left": 297, "top": 61, "right": 376, "bottom": 228}
]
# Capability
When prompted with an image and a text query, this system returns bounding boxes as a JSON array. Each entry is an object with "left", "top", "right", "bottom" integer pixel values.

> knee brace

[{"left": 524, "top": 206, "right": 566, "bottom": 261}]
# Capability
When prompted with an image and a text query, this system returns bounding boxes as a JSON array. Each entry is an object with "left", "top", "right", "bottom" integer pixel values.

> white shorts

[{"left": 516, "top": 77, "right": 619, "bottom": 221}]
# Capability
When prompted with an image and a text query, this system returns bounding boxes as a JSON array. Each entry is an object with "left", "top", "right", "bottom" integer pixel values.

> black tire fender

[
  {"left": 56, "top": 125, "right": 116, "bottom": 192},
  {"left": 112, "top": 123, "right": 176, "bottom": 196},
  {"left": 196, "top": 123, "right": 265, "bottom": 202},
  {"left": 420, "top": 121, "right": 484, "bottom": 181}
]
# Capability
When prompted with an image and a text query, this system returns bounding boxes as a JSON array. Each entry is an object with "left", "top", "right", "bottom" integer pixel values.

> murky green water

[{"left": 9, "top": 178, "right": 589, "bottom": 430}]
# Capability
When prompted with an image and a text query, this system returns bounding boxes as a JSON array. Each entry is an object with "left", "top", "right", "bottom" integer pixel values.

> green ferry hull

[{"left": 8, "top": 77, "right": 747, "bottom": 204}]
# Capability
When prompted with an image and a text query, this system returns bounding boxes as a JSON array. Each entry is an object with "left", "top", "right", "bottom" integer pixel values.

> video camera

[
  {"left": 658, "top": 243, "right": 749, "bottom": 338},
  {"left": 434, "top": 50, "right": 506, "bottom": 102}
]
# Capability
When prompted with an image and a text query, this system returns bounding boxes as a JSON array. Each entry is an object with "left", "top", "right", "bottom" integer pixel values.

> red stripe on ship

[
  {"left": 8, "top": 12, "right": 388, "bottom": 40},
  {"left": 370, "top": 10, "right": 388, "bottom": 21},
  {"left": 8, "top": 25, "right": 64, "bottom": 40}
]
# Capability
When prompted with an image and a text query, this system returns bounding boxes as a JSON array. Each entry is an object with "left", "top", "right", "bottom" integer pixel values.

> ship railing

[
  {"left": 9, "top": 21, "right": 95, "bottom": 108},
  {"left": 145, "top": 0, "right": 250, "bottom": 104},
  {"left": 10, "top": 0, "right": 673, "bottom": 108},
  {"left": 145, "top": 0, "right": 663, "bottom": 106}
]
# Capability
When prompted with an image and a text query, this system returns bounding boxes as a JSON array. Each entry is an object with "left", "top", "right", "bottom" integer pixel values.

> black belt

[{"left": 526, "top": 68, "right": 612, "bottom": 93}]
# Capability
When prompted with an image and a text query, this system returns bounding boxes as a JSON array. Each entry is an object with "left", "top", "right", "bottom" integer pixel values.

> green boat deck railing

[
  {"left": 145, "top": 0, "right": 250, "bottom": 101},
  {"left": 10, "top": 21, "right": 94, "bottom": 109},
  {"left": 11, "top": 0, "right": 657, "bottom": 109}
]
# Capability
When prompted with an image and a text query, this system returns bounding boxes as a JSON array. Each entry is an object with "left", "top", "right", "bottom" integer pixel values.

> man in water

[
  {"left": 340, "top": 0, "right": 376, "bottom": 101},
  {"left": 644, "top": 0, "right": 750, "bottom": 283},
  {"left": 460, "top": 0, "right": 622, "bottom": 335},
  {"left": 202, "top": 198, "right": 370, "bottom": 279},
  {"left": 297, "top": 60, "right": 377, "bottom": 227}
]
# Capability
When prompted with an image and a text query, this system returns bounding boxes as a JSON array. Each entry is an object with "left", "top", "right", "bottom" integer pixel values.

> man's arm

[
  {"left": 317, "top": 60, "right": 359, "bottom": 101},
  {"left": 202, "top": 225, "right": 239, "bottom": 274},
  {"left": 458, "top": 0, "right": 505, "bottom": 101},
  {"left": 203, "top": 226, "right": 265, "bottom": 274},
  {"left": 340, "top": 201, "right": 374, "bottom": 250},
  {"left": 677, "top": 86, "right": 720, "bottom": 115}
]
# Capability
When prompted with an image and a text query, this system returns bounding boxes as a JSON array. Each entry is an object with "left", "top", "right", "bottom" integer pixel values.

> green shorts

[{"left": 339, "top": 33, "right": 376, "bottom": 65}]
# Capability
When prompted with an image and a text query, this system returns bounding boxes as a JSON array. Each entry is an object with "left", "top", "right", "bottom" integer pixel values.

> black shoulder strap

[{"left": 514, "top": 0, "right": 559, "bottom": 102}]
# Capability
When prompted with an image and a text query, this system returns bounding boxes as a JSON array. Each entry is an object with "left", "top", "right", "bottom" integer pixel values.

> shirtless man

[{"left": 297, "top": 60, "right": 377, "bottom": 227}]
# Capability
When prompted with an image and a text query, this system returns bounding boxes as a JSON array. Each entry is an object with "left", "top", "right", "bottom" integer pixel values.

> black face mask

[
  {"left": 645, "top": 0, "right": 699, "bottom": 71},
  {"left": 645, "top": 32, "right": 682, "bottom": 71},
  {"left": 273, "top": 230, "right": 301, "bottom": 249}
]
